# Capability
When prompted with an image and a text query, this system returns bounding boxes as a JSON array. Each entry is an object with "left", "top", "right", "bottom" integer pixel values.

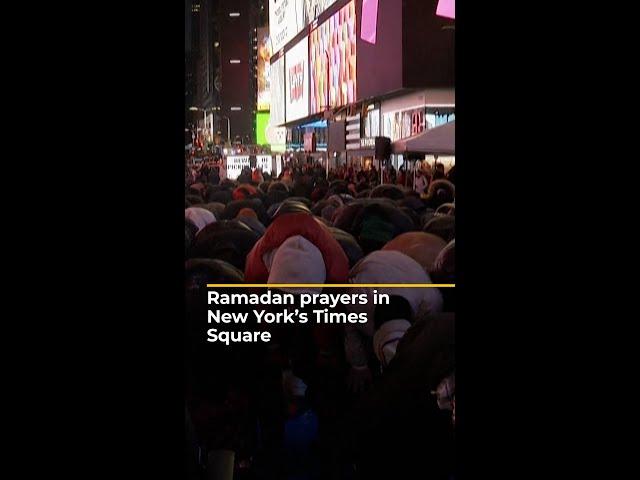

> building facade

[{"left": 218, "top": 0, "right": 253, "bottom": 143}]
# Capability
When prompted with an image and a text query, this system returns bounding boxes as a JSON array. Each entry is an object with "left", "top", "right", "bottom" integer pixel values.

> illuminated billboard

[
  {"left": 285, "top": 37, "right": 310, "bottom": 122},
  {"left": 360, "top": 0, "right": 379, "bottom": 44},
  {"left": 269, "top": 0, "right": 337, "bottom": 53},
  {"left": 270, "top": 56, "right": 285, "bottom": 126},
  {"left": 256, "top": 112, "right": 270, "bottom": 145},
  {"left": 256, "top": 112, "right": 287, "bottom": 150},
  {"left": 257, "top": 28, "right": 272, "bottom": 111},
  {"left": 310, "top": 0, "right": 357, "bottom": 114},
  {"left": 436, "top": 0, "right": 455, "bottom": 20}
]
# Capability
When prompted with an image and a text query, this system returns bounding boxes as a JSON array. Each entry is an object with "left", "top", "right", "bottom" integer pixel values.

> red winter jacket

[
  {"left": 244, "top": 212, "right": 349, "bottom": 354},
  {"left": 245, "top": 212, "right": 349, "bottom": 284}
]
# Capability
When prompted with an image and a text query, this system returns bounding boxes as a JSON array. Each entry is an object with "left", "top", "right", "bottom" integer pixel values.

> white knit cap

[
  {"left": 372, "top": 319, "right": 411, "bottom": 367},
  {"left": 185, "top": 207, "right": 216, "bottom": 233},
  {"left": 282, "top": 370, "right": 307, "bottom": 399},
  {"left": 348, "top": 250, "right": 444, "bottom": 321},
  {"left": 263, "top": 235, "right": 326, "bottom": 294}
]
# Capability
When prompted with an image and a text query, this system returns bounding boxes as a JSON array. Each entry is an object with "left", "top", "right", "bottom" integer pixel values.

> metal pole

[
  {"left": 203, "top": 110, "right": 207, "bottom": 144},
  {"left": 224, "top": 117, "right": 231, "bottom": 145},
  {"left": 210, "top": 111, "right": 214, "bottom": 143}
]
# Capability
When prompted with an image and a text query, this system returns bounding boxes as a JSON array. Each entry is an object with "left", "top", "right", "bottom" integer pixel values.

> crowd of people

[
  {"left": 186, "top": 158, "right": 456, "bottom": 195},
  {"left": 185, "top": 159, "right": 456, "bottom": 480}
]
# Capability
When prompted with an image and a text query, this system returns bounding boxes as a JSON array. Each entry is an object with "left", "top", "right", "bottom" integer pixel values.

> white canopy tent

[{"left": 391, "top": 121, "right": 455, "bottom": 155}]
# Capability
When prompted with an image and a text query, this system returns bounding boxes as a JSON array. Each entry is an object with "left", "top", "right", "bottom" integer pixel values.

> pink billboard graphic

[
  {"left": 436, "top": 0, "right": 455, "bottom": 20},
  {"left": 360, "top": 0, "right": 379, "bottom": 44}
]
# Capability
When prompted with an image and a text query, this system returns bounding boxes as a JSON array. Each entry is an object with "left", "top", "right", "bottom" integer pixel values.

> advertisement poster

[
  {"left": 269, "top": 0, "right": 337, "bottom": 53},
  {"left": 285, "top": 37, "right": 310, "bottom": 122},
  {"left": 270, "top": 0, "right": 303, "bottom": 53},
  {"left": 304, "top": 0, "right": 338, "bottom": 24},
  {"left": 310, "top": 0, "right": 357, "bottom": 114},
  {"left": 360, "top": 0, "right": 379, "bottom": 44},
  {"left": 270, "top": 56, "right": 286, "bottom": 126},
  {"left": 257, "top": 28, "right": 272, "bottom": 111},
  {"left": 256, "top": 112, "right": 270, "bottom": 145}
]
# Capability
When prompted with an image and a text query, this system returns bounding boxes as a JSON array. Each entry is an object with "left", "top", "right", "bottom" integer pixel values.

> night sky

[{"left": 185, "top": 0, "right": 191, "bottom": 53}]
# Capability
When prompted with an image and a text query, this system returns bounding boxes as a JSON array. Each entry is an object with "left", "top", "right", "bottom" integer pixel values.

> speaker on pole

[{"left": 375, "top": 136, "right": 391, "bottom": 161}]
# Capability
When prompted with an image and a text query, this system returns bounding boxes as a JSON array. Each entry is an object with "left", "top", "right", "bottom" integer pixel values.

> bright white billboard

[
  {"left": 270, "top": 56, "right": 286, "bottom": 126},
  {"left": 256, "top": 28, "right": 272, "bottom": 111},
  {"left": 285, "top": 37, "right": 309, "bottom": 122},
  {"left": 269, "top": 0, "right": 337, "bottom": 53}
]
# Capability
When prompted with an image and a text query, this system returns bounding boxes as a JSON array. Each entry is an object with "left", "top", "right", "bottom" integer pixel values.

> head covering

[
  {"left": 282, "top": 370, "right": 307, "bottom": 399},
  {"left": 263, "top": 235, "right": 326, "bottom": 294},
  {"left": 373, "top": 319, "right": 412, "bottom": 367},
  {"left": 236, "top": 208, "right": 258, "bottom": 220},
  {"left": 382, "top": 232, "right": 447, "bottom": 273},
  {"left": 185, "top": 207, "right": 216, "bottom": 233},
  {"left": 347, "top": 250, "right": 443, "bottom": 322}
]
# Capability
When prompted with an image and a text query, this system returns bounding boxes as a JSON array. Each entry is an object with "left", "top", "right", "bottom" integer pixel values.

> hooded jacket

[
  {"left": 244, "top": 212, "right": 350, "bottom": 353},
  {"left": 245, "top": 212, "right": 349, "bottom": 286}
]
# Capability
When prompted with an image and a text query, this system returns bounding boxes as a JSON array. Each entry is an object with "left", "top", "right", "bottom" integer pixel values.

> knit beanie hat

[{"left": 263, "top": 235, "right": 326, "bottom": 294}]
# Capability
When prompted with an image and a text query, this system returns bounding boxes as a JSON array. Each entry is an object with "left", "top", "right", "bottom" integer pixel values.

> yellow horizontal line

[{"left": 207, "top": 284, "right": 455, "bottom": 288}]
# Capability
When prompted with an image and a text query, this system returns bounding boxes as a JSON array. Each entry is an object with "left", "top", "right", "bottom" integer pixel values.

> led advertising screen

[
  {"left": 257, "top": 113, "right": 287, "bottom": 153},
  {"left": 270, "top": 56, "right": 286, "bottom": 126},
  {"left": 310, "top": 1, "right": 357, "bottom": 114},
  {"left": 256, "top": 112, "right": 270, "bottom": 145},
  {"left": 285, "top": 36, "right": 310, "bottom": 122},
  {"left": 269, "top": 0, "right": 337, "bottom": 53},
  {"left": 436, "top": 0, "right": 455, "bottom": 20},
  {"left": 257, "top": 28, "right": 272, "bottom": 111},
  {"left": 355, "top": 0, "right": 402, "bottom": 101}
]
